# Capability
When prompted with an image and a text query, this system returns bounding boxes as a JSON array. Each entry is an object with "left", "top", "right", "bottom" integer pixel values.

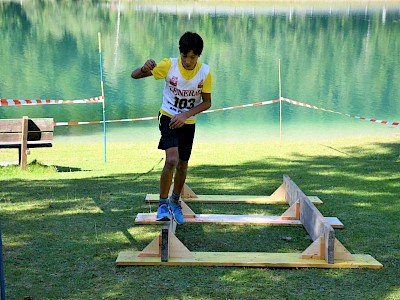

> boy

[{"left": 131, "top": 32, "right": 213, "bottom": 224}]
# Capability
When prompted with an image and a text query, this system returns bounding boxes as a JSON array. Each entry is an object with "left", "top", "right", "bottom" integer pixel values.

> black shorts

[{"left": 158, "top": 113, "right": 196, "bottom": 161}]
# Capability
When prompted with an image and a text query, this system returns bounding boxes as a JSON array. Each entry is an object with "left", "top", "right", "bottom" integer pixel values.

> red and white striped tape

[
  {"left": 282, "top": 97, "right": 399, "bottom": 126},
  {"left": 202, "top": 99, "right": 280, "bottom": 114},
  {"left": 54, "top": 116, "right": 157, "bottom": 126},
  {"left": 2, "top": 94, "right": 396, "bottom": 127},
  {"left": 0, "top": 96, "right": 104, "bottom": 106},
  {"left": 54, "top": 99, "right": 280, "bottom": 126}
]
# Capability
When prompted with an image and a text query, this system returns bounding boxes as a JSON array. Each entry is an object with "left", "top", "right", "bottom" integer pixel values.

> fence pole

[
  {"left": 98, "top": 32, "right": 107, "bottom": 164},
  {"left": 278, "top": 59, "right": 282, "bottom": 145},
  {"left": 0, "top": 223, "right": 6, "bottom": 300}
]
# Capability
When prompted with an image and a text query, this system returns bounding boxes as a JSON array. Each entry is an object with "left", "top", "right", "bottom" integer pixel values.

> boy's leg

[
  {"left": 172, "top": 159, "right": 188, "bottom": 196},
  {"left": 159, "top": 147, "right": 179, "bottom": 198},
  {"left": 173, "top": 122, "right": 194, "bottom": 196},
  {"left": 167, "top": 159, "right": 187, "bottom": 225},
  {"left": 168, "top": 123, "right": 194, "bottom": 224},
  {"left": 157, "top": 147, "right": 179, "bottom": 221}
]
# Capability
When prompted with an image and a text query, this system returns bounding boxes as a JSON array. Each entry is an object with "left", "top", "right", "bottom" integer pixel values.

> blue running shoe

[
  {"left": 168, "top": 199, "right": 184, "bottom": 225},
  {"left": 156, "top": 203, "right": 170, "bottom": 221}
]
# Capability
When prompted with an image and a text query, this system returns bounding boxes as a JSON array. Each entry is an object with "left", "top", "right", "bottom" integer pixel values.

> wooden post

[
  {"left": 161, "top": 223, "right": 169, "bottom": 262},
  {"left": 20, "top": 116, "right": 28, "bottom": 170}
]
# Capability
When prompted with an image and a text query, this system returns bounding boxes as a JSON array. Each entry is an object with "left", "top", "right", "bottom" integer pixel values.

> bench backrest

[{"left": 0, "top": 118, "right": 54, "bottom": 142}]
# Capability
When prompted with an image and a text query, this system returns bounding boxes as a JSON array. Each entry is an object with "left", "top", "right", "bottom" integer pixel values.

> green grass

[{"left": 1, "top": 135, "right": 399, "bottom": 299}]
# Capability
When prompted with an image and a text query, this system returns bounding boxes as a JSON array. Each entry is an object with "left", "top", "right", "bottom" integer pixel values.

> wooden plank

[
  {"left": 134, "top": 213, "right": 344, "bottom": 228},
  {"left": 116, "top": 251, "right": 382, "bottom": 268},
  {"left": 145, "top": 194, "right": 323, "bottom": 205},
  {"left": 0, "top": 133, "right": 23, "bottom": 142},
  {"left": 0, "top": 118, "right": 53, "bottom": 133},
  {"left": 283, "top": 175, "right": 335, "bottom": 263},
  {"left": 0, "top": 119, "right": 24, "bottom": 132}
]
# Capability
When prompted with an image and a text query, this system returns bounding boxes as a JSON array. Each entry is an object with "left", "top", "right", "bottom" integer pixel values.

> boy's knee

[{"left": 165, "top": 156, "right": 179, "bottom": 169}]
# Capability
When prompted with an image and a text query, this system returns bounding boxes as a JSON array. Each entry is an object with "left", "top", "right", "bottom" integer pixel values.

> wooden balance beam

[
  {"left": 145, "top": 183, "right": 323, "bottom": 205},
  {"left": 134, "top": 212, "right": 344, "bottom": 228},
  {"left": 134, "top": 213, "right": 344, "bottom": 227},
  {"left": 281, "top": 175, "right": 352, "bottom": 264},
  {"left": 136, "top": 196, "right": 344, "bottom": 228},
  {"left": 116, "top": 175, "right": 382, "bottom": 268}
]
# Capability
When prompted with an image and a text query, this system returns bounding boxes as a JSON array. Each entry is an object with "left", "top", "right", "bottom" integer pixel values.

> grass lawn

[{"left": 0, "top": 134, "right": 399, "bottom": 299}]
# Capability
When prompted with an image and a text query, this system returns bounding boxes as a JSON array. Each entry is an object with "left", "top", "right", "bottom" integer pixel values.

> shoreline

[
  {"left": 111, "top": 1, "right": 400, "bottom": 17},
  {"left": 115, "top": 0, "right": 400, "bottom": 10},
  {"left": 131, "top": 0, "right": 400, "bottom": 3},
  {"left": 128, "top": 0, "right": 400, "bottom": 6}
]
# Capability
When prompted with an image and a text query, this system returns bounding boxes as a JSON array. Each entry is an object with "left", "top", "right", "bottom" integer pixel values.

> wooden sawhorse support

[{"left": 135, "top": 219, "right": 194, "bottom": 263}]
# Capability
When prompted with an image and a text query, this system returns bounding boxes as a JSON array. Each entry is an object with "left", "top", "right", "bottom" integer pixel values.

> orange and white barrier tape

[
  {"left": 0, "top": 96, "right": 104, "bottom": 106},
  {"left": 202, "top": 99, "right": 280, "bottom": 114},
  {"left": 54, "top": 116, "right": 157, "bottom": 126},
  {"left": 4, "top": 94, "right": 396, "bottom": 127},
  {"left": 282, "top": 97, "right": 399, "bottom": 126},
  {"left": 54, "top": 99, "right": 280, "bottom": 126}
]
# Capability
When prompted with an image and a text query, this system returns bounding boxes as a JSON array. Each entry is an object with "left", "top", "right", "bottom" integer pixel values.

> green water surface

[{"left": 0, "top": 1, "right": 399, "bottom": 142}]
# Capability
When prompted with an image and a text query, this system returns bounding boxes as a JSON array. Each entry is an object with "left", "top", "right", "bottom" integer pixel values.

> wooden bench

[{"left": 0, "top": 116, "right": 54, "bottom": 169}]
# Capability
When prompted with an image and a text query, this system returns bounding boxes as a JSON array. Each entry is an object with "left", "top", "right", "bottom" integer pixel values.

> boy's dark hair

[{"left": 179, "top": 32, "right": 203, "bottom": 56}]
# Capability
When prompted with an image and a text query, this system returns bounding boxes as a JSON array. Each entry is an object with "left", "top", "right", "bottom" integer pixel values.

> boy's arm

[
  {"left": 169, "top": 93, "right": 212, "bottom": 129},
  {"left": 131, "top": 59, "right": 157, "bottom": 79}
]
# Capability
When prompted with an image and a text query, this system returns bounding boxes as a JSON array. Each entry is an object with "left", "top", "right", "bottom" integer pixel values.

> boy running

[{"left": 131, "top": 32, "right": 213, "bottom": 224}]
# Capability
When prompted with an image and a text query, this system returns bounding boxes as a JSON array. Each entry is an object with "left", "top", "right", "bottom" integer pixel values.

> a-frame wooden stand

[
  {"left": 116, "top": 175, "right": 382, "bottom": 268},
  {"left": 136, "top": 220, "right": 194, "bottom": 263}
]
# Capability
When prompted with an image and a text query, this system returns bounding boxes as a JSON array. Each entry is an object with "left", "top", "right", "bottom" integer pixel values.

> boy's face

[{"left": 180, "top": 50, "right": 199, "bottom": 70}]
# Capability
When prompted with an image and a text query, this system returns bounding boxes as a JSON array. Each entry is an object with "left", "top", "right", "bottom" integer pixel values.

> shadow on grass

[
  {"left": 54, "top": 165, "right": 82, "bottom": 172},
  {"left": 1, "top": 141, "right": 399, "bottom": 299}
]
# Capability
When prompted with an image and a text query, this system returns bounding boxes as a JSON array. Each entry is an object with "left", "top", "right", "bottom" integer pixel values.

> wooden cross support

[{"left": 137, "top": 218, "right": 194, "bottom": 263}]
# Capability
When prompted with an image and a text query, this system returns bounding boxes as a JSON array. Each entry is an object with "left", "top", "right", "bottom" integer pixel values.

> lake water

[{"left": 0, "top": 1, "right": 399, "bottom": 143}]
